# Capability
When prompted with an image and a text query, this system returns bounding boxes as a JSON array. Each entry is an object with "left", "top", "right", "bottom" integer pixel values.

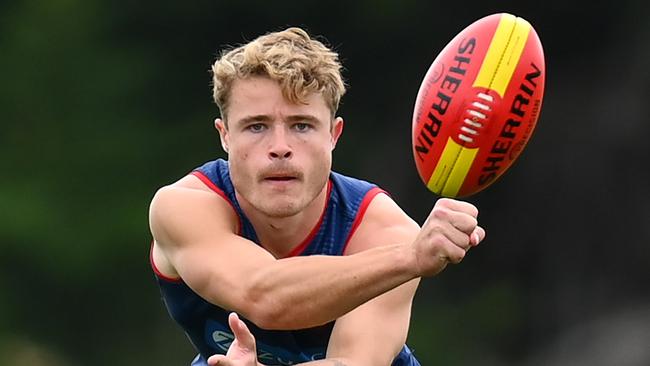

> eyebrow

[
  {"left": 235, "top": 114, "right": 272, "bottom": 126},
  {"left": 285, "top": 114, "right": 323, "bottom": 124},
  {"left": 234, "top": 114, "right": 324, "bottom": 126}
]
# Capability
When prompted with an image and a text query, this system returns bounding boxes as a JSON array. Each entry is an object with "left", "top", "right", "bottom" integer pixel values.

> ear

[
  {"left": 330, "top": 117, "right": 344, "bottom": 150},
  {"left": 214, "top": 118, "right": 230, "bottom": 154}
]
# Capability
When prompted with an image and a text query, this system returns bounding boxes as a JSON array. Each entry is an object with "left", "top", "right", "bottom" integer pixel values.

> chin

[
  {"left": 260, "top": 203, "right": 302, "bottom": 218},
  {"left": 254, "top": 193, "right": 310, "bottom": 217}
]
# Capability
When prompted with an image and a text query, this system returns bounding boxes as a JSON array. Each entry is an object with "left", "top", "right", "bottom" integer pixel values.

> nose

[{"left": 268, "top": 127, "right": 292, "bottom": 160}]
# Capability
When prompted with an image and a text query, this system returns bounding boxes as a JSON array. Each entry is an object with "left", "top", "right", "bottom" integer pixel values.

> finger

[
  {"left": 441, "top": 220, "right": 473, "bottom": 251},
  {"left": 431, "top": 205, "right": 478, "bottom": 235},
  {"left": 469, "top": 225, "right": 486, "bottom": 247},
  {"left": 435, "top": 198, "right": 479, "bottom": 218},
  {"left": 429, "top": 208, "right": 475, "bottom": 250},
  {"left": 228, "top": 312, "right": 256, "bottom": 350},
  {"left": 427, "top": 232, "right": 467, "bottom": 264},
  {"left": 445, "top": 242, "right": 467, "bottom": 264}
]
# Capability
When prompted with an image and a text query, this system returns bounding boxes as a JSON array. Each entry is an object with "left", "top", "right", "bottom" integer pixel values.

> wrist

[{"left": 395, "top": 243, "right": 420, "bottom": 279}]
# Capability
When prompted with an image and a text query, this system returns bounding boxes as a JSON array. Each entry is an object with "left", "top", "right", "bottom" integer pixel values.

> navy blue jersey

[{"left": 151, "top": 159, "right": 421, "bottom": 366}]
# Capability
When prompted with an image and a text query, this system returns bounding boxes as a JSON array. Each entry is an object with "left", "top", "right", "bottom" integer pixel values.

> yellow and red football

[{"left": 412, "top": 13, "right": 545, "bottom": 197}]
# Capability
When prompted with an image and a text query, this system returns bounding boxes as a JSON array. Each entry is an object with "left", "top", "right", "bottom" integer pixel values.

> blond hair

[{"left": 211, "top": 27, "right": 346, "bottom": 120}]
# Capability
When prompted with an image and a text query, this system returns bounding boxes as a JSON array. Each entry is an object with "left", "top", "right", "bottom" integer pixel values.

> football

[{"left": 412, "top": 13, "right": 545, "bottom": 197}]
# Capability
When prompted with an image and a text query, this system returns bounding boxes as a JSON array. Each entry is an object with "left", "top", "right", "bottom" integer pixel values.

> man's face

[{"left": 216, "top": 76, "right": 343, "bottom": 218}]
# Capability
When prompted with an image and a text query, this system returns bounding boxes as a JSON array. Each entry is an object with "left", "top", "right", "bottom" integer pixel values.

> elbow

[
  {"left": 239, "top": 293, "right": 291, "bottom": 330},
  {"left": 238, "top": 284, "right": 317, "bottom": 330},
  {"left": 235, "top": 268, "right": 326, "bottom": 330},
  {"left": 235, "top": 277, "right": 288, "bottom": 330}
]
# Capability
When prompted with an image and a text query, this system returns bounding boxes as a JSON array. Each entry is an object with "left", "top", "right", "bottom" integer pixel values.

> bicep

[{"left": 149, "top": 186, "right": 275, "bottom": 311}]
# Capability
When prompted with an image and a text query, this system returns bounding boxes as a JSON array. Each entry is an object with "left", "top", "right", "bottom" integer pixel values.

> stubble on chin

[
  {"left": 260, "top": 202, "right": 301, "bottom": 218},
  {"left": 252, "top": 182, "right": 322, "bottom": 219}
]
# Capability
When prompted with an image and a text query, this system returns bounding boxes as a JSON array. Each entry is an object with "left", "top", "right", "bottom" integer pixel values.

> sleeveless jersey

[{"left": 151, "top": 159, "right": 421, "bottom": 366}]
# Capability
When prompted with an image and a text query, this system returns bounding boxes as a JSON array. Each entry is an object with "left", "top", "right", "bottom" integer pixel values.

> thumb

[{"left": 469, "top": 225, "right": 486, "bottom": 247}]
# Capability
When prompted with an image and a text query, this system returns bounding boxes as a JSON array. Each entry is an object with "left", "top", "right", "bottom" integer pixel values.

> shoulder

[
  {"left": 149, "top": 174, "right": 217, "bottom": 215},
  {"left": 149, "top": 172, "right": 243, "bottom": 280},
  {"left": 149, "top": 174, "right": 239, "bottom": 248},
  {"left": 344, "top": 192, "right": 420, "bottom": 255}
]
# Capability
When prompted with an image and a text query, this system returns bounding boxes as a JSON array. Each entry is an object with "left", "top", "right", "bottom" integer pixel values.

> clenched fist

[{"left": 412, "top": 198, "right": 486, "bottom": 277}]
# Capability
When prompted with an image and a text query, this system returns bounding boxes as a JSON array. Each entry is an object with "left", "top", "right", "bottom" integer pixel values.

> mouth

[
  {"left": 259, "top": 164, "right": 302, "bottom": 185},
  {"left": 261, "top": 172, "right": 300, "bottom": 183},
  {"left": 265, "top": 176, "right": 296, "bottom": 181}
]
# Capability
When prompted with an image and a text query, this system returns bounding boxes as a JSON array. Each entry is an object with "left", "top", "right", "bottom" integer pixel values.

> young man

[{"left": 149, "top": 27, "right": 485, "bottom": 366}]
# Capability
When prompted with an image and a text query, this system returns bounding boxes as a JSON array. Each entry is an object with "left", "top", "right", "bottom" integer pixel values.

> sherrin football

[{"left": 412, "top": 13, "right": 545, "bottom": 197}]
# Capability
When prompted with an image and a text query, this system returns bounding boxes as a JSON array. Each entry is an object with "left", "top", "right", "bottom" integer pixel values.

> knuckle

[
  {"left": 437, "top": 197, "right": 453, "bottom": 208},
  {"left": 431, "top": 232, "right": 448, "bottom": 248},
  {"left": 468, "top": 204, "right": 479, "bottom": 218},
  {"left": 431, "top": 206, "right": 449, "bottom": 220},
  {"left": 428, "top": 232, "right": 446, "bottom": 248},
  {"left": 466, "top": 215, "right": 478, "bottom": 230}
]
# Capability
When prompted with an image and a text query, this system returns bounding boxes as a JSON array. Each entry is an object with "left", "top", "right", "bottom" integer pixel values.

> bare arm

[
  {"left": 150, "top": 185, "right": 417, "bottom": 330},
  {"left": 270, "top": 195, "right": 422, "bottom": 365},
  {"left": 209, "top": 276, "right": 417, "bottom": 366},
  {"left": 150, "top": 181, "right": 483, "bottom": 330},
  {"left": 320, "top": 194, "right": 420, "bottom": 366},
  {"left": 205, "top": 193, "right": 483, "bottom": 366}
]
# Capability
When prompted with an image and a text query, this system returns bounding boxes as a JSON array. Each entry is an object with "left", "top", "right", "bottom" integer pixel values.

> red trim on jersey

[
  {"left": 190, "top": 170, "right": 242, "bottom": 235},
  {"left": 149, "top": 242, "right": 182, "bottom": 283},
  {"left": 342, "top": 187, "right": 387, "bottom": 255},
  {"left": 285, "top": 179, "right": 333, "bottom": 258}
]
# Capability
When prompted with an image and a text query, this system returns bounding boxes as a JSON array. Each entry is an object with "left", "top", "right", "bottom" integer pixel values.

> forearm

[{"left": 242, "top": 243, "right": 417, "bottom": 330}]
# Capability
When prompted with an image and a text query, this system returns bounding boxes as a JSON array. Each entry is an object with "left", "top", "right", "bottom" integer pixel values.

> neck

[{"left": 238, "top": 181, "right": 330, "bottom": 258}]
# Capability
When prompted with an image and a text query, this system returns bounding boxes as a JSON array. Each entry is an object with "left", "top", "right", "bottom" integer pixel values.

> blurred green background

[{"left": 2, "top": 1, "right": 649, "bottom": 365}]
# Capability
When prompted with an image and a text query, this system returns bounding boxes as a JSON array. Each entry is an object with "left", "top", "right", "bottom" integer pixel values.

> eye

[
  {"left": 293, "top": 122, "right": 311, "bottom": 132},
  {"left": 247, "top": 123, "right": 266, "bottom": 132}
]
